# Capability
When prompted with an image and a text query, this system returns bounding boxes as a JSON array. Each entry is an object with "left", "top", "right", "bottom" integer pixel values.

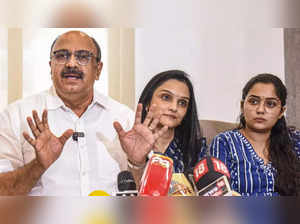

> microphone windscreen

[
  {"left": 168, "top": 173, "right": 196, "bottom": 196},
  {"left": 139, "top": 153, "right": 173, "bottom": 196},
  {"left": 117, "top": 170, "right": 137, "bottom": 191},
  {"left": 197, "top": 175, "right": 232, "bottom": 196},
  {"left": 88, "top": 190, "right": 111, "bottom": 196},
  {"left": 193, "top": 156, "right": 230, "bottom": 191}
]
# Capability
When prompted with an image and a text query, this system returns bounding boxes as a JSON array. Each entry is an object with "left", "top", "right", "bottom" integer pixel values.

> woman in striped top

[{"left": 210, "top": 74, "right": 300, "bottom": 196}]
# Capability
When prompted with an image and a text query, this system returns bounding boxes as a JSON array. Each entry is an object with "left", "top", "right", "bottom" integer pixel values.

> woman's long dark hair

[
  {"left": 238, "top": 73, "right": 300, "bottom": 195},
  {"left": 138, "top": 70, "right": 202, "bottom": 171}
]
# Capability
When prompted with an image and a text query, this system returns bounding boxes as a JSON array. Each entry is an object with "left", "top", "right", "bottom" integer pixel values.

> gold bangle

[{"left": 127, "top": 159, "right": 146, "bottom": 170}]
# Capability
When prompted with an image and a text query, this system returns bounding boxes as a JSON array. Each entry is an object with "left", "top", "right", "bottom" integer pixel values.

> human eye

[
  {"left": 247, "top": 97, "right": 259, "bottom": 105},
  {"left": 265, "top": 100, "right": 278, "bottom": 108},
  {"left": 54, "top": 52, "right": 68, "bottom": 60},
  {"left": 161, "top": 94, "right": 171, "bottom": 101},
  {"left": 76, "top": 51, "right": 91, "bottom": 64},
  {"left": 178, "top": 99, "right": 188, "bottom": 107},
  {"left": 78, "top": 55, "right": 89, "bottom": 62}
]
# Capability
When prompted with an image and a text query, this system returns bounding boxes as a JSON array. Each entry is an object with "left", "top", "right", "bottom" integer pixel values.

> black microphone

[
  {"left": 72, "top": 132, "right": 85, "bottom": 141},
  {"left": 115, "top": 171, "right": 138, "bottom": 196},
  {"left": 193, "top": 156, "right": 232, "bottom": 196}
]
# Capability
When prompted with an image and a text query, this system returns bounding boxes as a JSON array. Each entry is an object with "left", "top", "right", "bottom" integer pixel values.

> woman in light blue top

[{"left": 210, "top": 74, "right": 300, "bottom": 196}]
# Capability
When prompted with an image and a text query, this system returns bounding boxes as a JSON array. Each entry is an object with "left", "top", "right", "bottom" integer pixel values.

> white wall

[{"left": 135, "top": 28, "right": 284, "bottom": 123}]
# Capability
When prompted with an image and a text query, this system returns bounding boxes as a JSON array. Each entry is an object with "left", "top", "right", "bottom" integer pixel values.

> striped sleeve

[
  {"left": 209, "top": 134, "right": 232, "bottom": 169},
  {"left": 290, "top": 129, "right": 300, "bottom": 159}
]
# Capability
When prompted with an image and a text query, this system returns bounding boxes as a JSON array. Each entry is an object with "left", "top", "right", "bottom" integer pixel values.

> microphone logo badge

[
  {"left": 211, "top": 158, "right": 230, "bottom": 178},
  {"left": 151, "top": 155, "right": 171, "bottom": 168},
  {"left": 193, "top": 159, "right": 209, "bottom": 183}
]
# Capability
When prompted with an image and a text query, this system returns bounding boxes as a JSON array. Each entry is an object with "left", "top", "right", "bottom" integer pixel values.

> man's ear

[
  {"left": 96, "top": 61, "right": 103, "bottom": 80},
  {"left": 279, "top": 106, "right": 286, "bottom": 119}
]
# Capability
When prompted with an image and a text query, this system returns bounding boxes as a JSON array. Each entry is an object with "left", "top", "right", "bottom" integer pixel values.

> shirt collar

[
  {"left": 46, "top": 86, "right": 109, "bottom": 111},
  {"left": 92, "top": 89, "right": 110, "bottom": 110},
  {"left": 46, "top": 86, "right": 64, "bottom": 110}
]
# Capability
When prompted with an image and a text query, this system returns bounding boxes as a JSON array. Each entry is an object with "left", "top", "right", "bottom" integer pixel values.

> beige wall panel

[{"left": 8, "top": 28, "right": 22, "bottom": 103}]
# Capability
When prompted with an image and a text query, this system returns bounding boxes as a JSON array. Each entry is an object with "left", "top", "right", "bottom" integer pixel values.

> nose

[
  {"left": 256, "top": 101, "right": 265, "bottom": 114},
  {"left": 65, "top": 53, "right": 77, "bottom": 67},
  {"left": 169, "top": 100, "right": 178, "bottom": 112}
]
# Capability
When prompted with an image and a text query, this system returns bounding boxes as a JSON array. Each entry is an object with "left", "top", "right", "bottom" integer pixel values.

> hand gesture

[
  {"left": 23, "top": 110, "right": 74, "bottom": 170},
  {"left": 113, "top": 104, "right": 168, "bottom": 166}
]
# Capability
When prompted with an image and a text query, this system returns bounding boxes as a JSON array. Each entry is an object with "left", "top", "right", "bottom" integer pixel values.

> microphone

[
  {"left": 193, "top": 156, "right": 232, "bottom": 196},
  {"left": 88, "top": 190, "right": 111, "bottom": 196},
  {"left": 139, "top": 153, "right": 173, "bottom": 196},
  {"left": 115, "top": 170, "right": 138, "bottom": 196},
  {"left": 168, "top": 173, "right": 196, "bottom": 196},
  {"left": 72, "top": 132, "right": 85, "bottom": 141}
]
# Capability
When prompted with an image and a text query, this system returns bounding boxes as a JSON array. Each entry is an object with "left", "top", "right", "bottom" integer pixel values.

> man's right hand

[{"left": 23, "top": 110, "right": 73, "bottom": 170}]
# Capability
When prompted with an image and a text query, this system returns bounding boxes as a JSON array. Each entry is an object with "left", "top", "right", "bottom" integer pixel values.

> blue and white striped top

[
  {"left": 164, "top": 138, "right": 184, "bottom": 173},
  {"left": 209, "top": 129, "right": 300, "bottom": 196}
]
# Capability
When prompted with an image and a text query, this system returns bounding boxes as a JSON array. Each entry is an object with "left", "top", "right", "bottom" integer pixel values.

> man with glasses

[{"left": 0, "top": 31, "right": 137, "bottom": 195}]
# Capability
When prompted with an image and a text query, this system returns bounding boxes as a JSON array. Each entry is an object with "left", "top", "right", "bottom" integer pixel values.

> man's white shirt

[{"left": 0, "top": 87, "right": 134, "bottom": 196}]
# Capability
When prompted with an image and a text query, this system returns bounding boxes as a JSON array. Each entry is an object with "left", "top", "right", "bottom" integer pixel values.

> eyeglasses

[
  {"left": 244, "top": 96, "right": 282, "bottom": 112},
  {"left": 51, "top": 50, "right": 97, "bottom": 66}
]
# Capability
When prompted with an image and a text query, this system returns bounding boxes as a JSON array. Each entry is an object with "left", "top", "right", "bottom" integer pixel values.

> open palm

[
  {"left": 23, "top": 110, "right": 73, "bottom": 170},
  {"left": 114, "top": 104, "right": 168, "bottom": 166}
]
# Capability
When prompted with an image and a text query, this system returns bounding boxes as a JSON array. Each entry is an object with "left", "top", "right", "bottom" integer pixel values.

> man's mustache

[{"left": 61, "top": 67, "right": 84, "bottom": 79}]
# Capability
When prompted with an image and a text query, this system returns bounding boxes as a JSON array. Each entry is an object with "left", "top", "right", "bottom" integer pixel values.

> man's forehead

[{"left": 53, "top": 31, "right": 96, "bottom": 52}]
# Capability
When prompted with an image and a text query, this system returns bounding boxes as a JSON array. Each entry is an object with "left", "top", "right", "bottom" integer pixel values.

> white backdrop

[{"left": 135, "top": 28, "right": 284, "bottom": 122}]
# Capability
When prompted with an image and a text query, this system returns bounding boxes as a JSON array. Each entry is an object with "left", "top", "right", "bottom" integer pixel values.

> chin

[
  {"left": 247, "top": 124, "right": 272, "bottom": 133},
  {"left": 63, "top": 85, "right": 84, "bottom": 93},
  {"left": 160, "top": 120, "right": 179, "bottom": 129}
]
